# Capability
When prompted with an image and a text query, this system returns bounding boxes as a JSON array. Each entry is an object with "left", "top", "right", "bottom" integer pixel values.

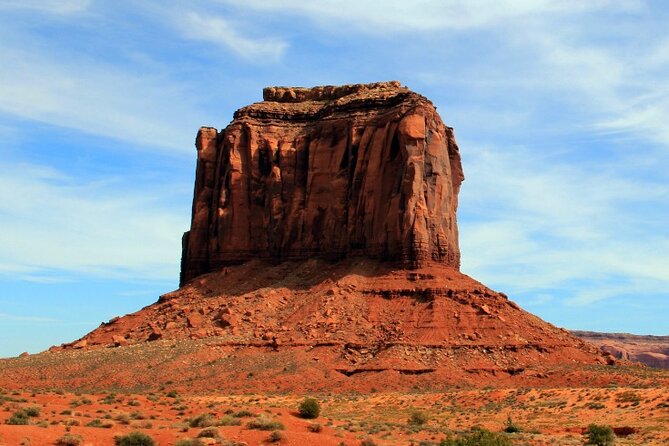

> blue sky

[{"left": 1, "top": 0, "right": 668, "bottom": 357}]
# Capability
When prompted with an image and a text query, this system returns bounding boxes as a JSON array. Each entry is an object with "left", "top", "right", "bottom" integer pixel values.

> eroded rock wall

[{"left": 181, "top": 82, "right": 464, "bottom": 285}]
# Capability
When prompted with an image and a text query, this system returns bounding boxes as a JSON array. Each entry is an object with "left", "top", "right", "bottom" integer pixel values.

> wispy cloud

[
  {"left": 221, "top": 0, "right": 644, "bottom": 32},
  {"left": 0, "top": 161, "right": 188, "bottom": 282},
  {"left": 0, "top": 42, "right": 205, "bottom": 153},
  {"left": 459, "top": 142, "right": 669, "bottom": 305},
  {"left": 179, "top": 11, "right": 287, "bottom": 62}
]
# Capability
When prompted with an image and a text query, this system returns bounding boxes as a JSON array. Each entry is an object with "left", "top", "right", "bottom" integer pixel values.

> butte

[{"left": 36, "top": 82, "right": 609, "bottom": 390}]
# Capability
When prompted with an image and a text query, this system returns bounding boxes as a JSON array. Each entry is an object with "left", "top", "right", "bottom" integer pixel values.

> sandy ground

[{"left": 1, "top": 382, "right": 668, "bottom": 446}]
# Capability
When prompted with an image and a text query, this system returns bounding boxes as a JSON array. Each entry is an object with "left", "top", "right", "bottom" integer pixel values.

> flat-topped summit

[
  {"left": 181, "top": 82, "right": 463, "bottom": 285},
  {"left": 262, "top": 81, "right": 405, "bottom": 103},
  {"left": 234, "top": 81, "right": 425, "bottom": 121}
]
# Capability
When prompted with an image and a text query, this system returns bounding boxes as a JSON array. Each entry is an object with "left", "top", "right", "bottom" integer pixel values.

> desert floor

[{"left": 1, "top": 381, "right": 668, "bottom": 446}]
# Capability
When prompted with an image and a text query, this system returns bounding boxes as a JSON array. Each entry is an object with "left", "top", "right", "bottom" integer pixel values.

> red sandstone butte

[
  {"left": 180, "top": 81, "right": 464, "bottom": 285},
  {"left": 44, "top": 83, "right": 607, "bottom": 391}
]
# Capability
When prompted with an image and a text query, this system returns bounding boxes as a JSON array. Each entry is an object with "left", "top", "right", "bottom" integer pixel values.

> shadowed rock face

[{"left": 180, "top": 82, "right": 464, "bottom": 285}]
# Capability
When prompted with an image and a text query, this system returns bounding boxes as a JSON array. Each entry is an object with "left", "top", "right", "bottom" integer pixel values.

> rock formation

[
  {"left": 573, "top": 331, "right": 669, "bottom": 369},
  {"left": 47, "top": 82, "right": 608, "bottom": 390},
  {"left": 180, "top": 81, "right": 464, "bottom": 285}
]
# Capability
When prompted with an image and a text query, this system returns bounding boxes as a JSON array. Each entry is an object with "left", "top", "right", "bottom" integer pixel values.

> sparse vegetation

[
  {"left": 189, "top": 413, "right": 216, "bottom": 428},
  {"left": 267, "top": 430, "right": 285, "bottom": 442},
  {"left": 408, "top": 409, "right": 428, "bottom": 426},
  {"left": 7, "top": 409, "right": 31, "bottom": 425},
  {"left": 197, "top": 427, "right": 220, "bottom": 438},
  {"left": 55, "top": 433, "right": 84, "bottom": 446},
  {"left": 24, "top": 405, "right": 41, "bottom": 417},
  {"left": 114, "top": 431, "right": 156, "bottom": 446},
  {"left": 307, "top": 422, "right": 323, "bottom": 433},
  {"left": 503, "top": 415, "right": 520, "bottom": 433},
  {"left": 174, "top": 439, "right": 205, "bottom": 446},
  {"left": 298, "top": 397, "right": 321, "bottom": 419},
  {"left": 247, "top": 416, "right": 285, "bottom": 431},
  {"left": 585, "top": 424, "right": 615, "bottom": 446},
  {"left": 217, "top": 414, "right": 242, "bottom": 426},
  {"left": 440, "top": 427, "right": 512, "bottom": 446}
]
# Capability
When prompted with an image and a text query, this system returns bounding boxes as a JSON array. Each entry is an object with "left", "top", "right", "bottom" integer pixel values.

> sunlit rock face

[{"left": 180, "top": 82, "right": 464, "bottom": 285}]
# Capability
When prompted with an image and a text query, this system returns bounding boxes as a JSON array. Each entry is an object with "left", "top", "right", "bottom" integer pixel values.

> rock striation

[{"left": 180, "top": 81, "right": 464, "bottom": 285}]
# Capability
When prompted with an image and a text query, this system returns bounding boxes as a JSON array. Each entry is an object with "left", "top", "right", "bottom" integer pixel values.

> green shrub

[
  {"left": 408, "top": 409, "right": 428, "bottom": 426},
  {"left": 504, "top": 415, "right": 521, "bottom": 433},
  {"left": 217, "top": 415, "right": 242, "bottom": 426},
  {"left": 189, "top": 413, "right": 216, "bottom": 428},
  {"left": 7, "top": 410, "right": 30, "bottom": 425},
  {"left": 267, "top": 430, "right": 285, "bottom": 442},
  {"left": 24, "top": 406, "right": 41, "bottom": 417},
  {"left": 233, "top": 410, "right": 254, "bottom": 418},
  {"left": 585, "top": 424, "right": 615, "bottom": 446},
  {"left": 440, "top": 427, "right": 512, "bottom": 446},
  {"left": 55, "top": 433, "right": 84, "bottom": 446},
  {"left": 247, "top": 416, "right": 285, "bottom": 431},
  {"left": 174, "top": 440, "right": 204, "bottom": 446},
  {"left": 307, "top": 422, "right": 323, "bottom": 433},
  {"left": 197, "top": 427, "right": 220, "bottom": 438},
  {"left": 298, "top": 398, "right": 320, "bottom": 419},
  {"left": 114, "top": 431, "right": 156, "bottom": 446}
]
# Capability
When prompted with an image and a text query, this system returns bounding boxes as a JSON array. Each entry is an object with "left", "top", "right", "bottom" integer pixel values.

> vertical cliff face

[{"left": 180, "top": 82, "right": 464, "bottom": 285}]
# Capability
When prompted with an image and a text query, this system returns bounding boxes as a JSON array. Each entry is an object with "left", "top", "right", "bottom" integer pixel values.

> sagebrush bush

[
  {"left": 189, "top": 413, "right": 216, "bottom": 428},
  {"left": 55, "top": 433, "right": 84, "bottom": 446},
  {"left": 247, "top": 416, "right": 285, "bottom": 431},
  {"left": 113, "top": 431, "right": 156, "bottom": 446},
  {"left": 585, "top": 424, "right": 615, "bottom": 446},
  {"left": 267, "top": 430, "right": 285, "bottom": 442},
  {"left": 7, "top": 410, "right": 30, "bottom": 425},
  {"left": 217, "top": 415, "right": 242, "bottom": 426},
  {"left": 503, "top": 415, "right": 521, "bottom": 433},
  {"left": 307, "top": 422, "right": 323, "bottom": 433},
  {"left": 408, "top": 409, "right": 428, "bottom": 426},
  {"left": 174, "top": 439, "right": 204, "bottom": 446},
  {"left": 24, "top": 406, "right": 41, "bottom": 417},
  {"left": 197, "top": 427, "right": 220, "bottom": 438},
  {"left": 440, "top": 427, "right": 512, "bottom": 446},
  {"left": 298, "top": 397, "right": 320, "bottom": 419}
]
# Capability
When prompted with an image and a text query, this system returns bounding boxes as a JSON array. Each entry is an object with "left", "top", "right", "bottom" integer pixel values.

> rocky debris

[
  {"left": 180, "top": 81, "right": 464, "bottom": 285},
  {"left": 63, "top": 258, "right": 604, "bottom": 377}
]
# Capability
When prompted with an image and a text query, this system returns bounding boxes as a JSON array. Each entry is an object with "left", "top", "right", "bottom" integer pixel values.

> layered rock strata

[{"left": 180, "top": 82, "right": 464, "bottom": 285}]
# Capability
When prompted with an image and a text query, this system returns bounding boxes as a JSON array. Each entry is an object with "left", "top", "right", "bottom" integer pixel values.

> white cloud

[
  {"left": 0, "top": 33, "right": 207, "bottom": 153},
  {"left": 219, "top": 0, "right": 643, "bottom": 32},
  {"left": 178, "top": 11, "right": 287, "bottom": 62},
  {"left": 0, "top": 161, "right": 189, "bottom": 282},
  {"left": 459, "top": 143, "right": 669, "bottom": 304}
]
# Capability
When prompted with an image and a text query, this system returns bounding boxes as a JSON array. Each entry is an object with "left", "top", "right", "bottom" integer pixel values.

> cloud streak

[
  {"left": 0, "top": 161, "right": 189, "bottom": 282},
  {"left": 180, "top": 11, "right": 287, "bottom": 62},
  {"left": 459, "top": 142, "right": 669, "bottom": 306},
  {"left": 220, "top": 0, "right": 644, "bottom": 32}
]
